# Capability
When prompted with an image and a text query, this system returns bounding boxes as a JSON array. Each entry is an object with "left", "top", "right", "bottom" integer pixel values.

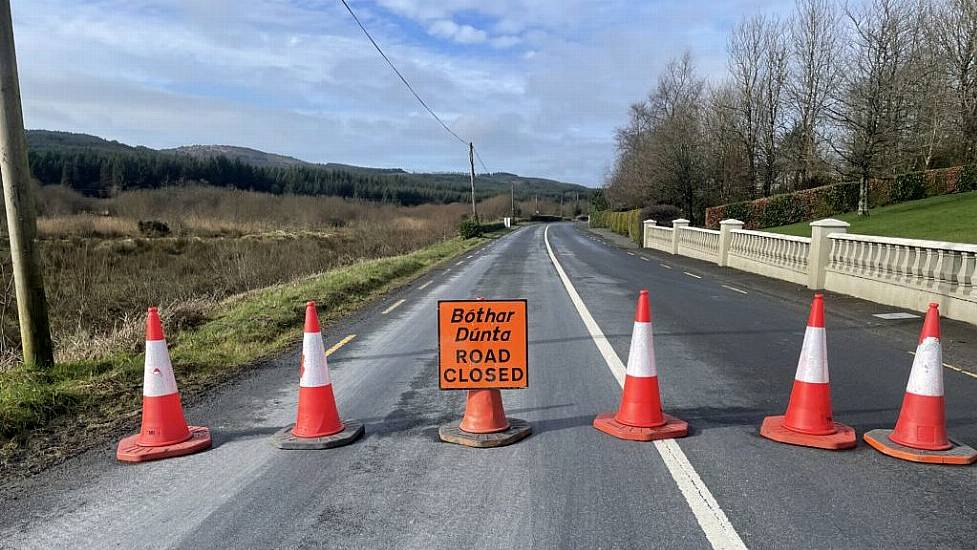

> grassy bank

[
  {"left": 0, "top": 235, "right": 486, "bottom": 476},
  {"left": 766, "top": 191, "right": 977, "bottom": 243}
]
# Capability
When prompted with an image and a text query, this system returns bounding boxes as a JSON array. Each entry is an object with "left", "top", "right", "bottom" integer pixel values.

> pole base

[
  {"left": 864, "top": 429, "right": 977, "bottom": 465},
  {"left": 592, "top": 411, "right": 688, "bottom": 442},
  {"left": 117, "top": 425, "right": 211, "bottom": 463},
  {"left": 760, "top": 415, "right": 856, "bottom": 450},
  {"left": 439, "top": 417, "right": 531, "bottom": 448},
  {"left": 271, "top": 420, "right": 364, "bottom": 450}
]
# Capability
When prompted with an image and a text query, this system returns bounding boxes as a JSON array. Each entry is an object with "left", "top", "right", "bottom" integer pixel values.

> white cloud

[{"left": 427, "top": 19, "right": 488, "bottom": 44}]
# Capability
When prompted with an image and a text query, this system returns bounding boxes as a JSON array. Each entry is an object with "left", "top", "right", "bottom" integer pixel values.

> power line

[{"left": 339, "top": 0, "right": 468, "bottom": 146}]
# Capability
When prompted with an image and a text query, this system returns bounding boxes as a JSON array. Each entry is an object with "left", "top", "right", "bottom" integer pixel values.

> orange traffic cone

[
  {"left": 272, "top": 302, "right": 363, "bottom": 449},
  {"left": 593, "top": 290, "right": 688, "bottom": 441},
  {"left": 760, "top": 294, "right": 856, "bottom": 449},
  {"left": 459, "top": 389, "right": 510, "bottom": 433},
  {"left": 117, "top": 307, "right": 211, "bottom": 463},
  {"left": 864, "top": 303, "right": 977, "bottom": 464}
]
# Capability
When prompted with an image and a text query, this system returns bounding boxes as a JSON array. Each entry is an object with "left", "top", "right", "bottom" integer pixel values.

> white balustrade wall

[
  {"left": 676, "top": 227, "right": 720, "bottom": 263},
  {"left": 636, "top": 218, "right": 977, "bottom": 325},
  {"left": 727, "top": 229, "right": 810, "bottom": 286}
]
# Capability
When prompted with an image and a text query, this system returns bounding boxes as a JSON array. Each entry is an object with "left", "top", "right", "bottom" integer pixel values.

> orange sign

[{"left": 438, "top": 299, "right": 528, "bottom": 390}]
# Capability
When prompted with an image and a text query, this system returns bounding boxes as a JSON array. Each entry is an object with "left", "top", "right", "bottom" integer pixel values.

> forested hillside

[{"left": 26, "top": 130, "right": 588, "bottom": 206}]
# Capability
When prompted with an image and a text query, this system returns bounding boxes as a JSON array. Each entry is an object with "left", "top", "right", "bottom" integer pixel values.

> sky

[{"left": 12, "top": 0, "right": 795, "bottom": 186}]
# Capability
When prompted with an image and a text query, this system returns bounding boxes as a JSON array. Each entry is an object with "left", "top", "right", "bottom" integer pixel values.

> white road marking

[
  {"left": 418, "top": 280, "right": 433, "bottom": 290},
  {"left": 382, "top": 299, "right": 406, "bottom": 315},
  {"left": 325, "top": 334, "right": 356, "bottom": 357},
  {"left": 661, "top": 264, "right": 673, "bottom": 269},
  {"left": 627, "top": 252, "right": 636, "bottom": 256},
  {"left": 907, "top": 351, "right": 977, "bottom": 380},
  {"left": 721, "top": 285, "right": 747, "bottom": 295},
  {"left": 543, "top": 226, "right": 747, "bottom": 550},
  {"left": 641, "top": 257, "right": 650, "bottom": 262},
  {"left": 455, "top": 260, "right": 464, "bottom": 266},
  {"left": 684, "top": 272, "right": 703, "bottom": 279}
]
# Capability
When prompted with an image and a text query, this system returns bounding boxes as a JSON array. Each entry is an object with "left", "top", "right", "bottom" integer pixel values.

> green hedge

[
  {"left": 705, "top": 165, "right": 973, "bottom": 229},
  {"left": 590, "top": 209, "right": 642, "bottom": 244},
  {"left": 459, "top": 219, "right": 507, "bottom": 239}
]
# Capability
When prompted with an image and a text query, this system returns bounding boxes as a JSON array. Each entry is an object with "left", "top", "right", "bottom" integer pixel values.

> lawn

[{"left": 766, "top": 191, "right": 977, "bottom": 243}]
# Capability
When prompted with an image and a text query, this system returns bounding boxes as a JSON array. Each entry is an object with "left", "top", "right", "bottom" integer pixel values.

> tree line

[
  {"left": 27, "top": 148, "right": 584, "bottom": 207},
  {"left": 605, "top": 0, "right": 977, "bottom": 223}
]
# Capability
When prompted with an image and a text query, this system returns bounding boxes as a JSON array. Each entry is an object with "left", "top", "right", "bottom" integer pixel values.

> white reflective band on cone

[
  {"left": 300, "top": 332, "right": 332, "bottom": 387},
  {"left": 794, "top": 327, "right": 828, "bottom": 384},
  {"left": 906, "top": 337, "right": 943, "bottom": 397},
  {"left": 625, "top": 322, "right": 657, "bottom": 378},
  {"left": 143, "top": 340, "right": 179, "bottom": 397}
]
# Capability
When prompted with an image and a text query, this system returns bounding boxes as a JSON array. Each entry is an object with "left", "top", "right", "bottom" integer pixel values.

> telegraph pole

[
  {"left": 510, "top": 181, "right": 515, "bottom": 220},
  {"left": 0, "top": 0, "right": 53, "bottom": 366},
  {"left": 468, "top": 142, "right": 478, "bottom": 221}
]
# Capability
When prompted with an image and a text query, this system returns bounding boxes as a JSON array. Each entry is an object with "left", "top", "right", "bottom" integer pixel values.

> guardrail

[{"left": 638, "top": 217, "right": 977, "bottom": 325}]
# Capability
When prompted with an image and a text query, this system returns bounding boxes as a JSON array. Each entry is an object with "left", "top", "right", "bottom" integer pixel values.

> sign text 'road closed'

[{"left": 437, "top": 299, "right": 528, "bottom": 390}]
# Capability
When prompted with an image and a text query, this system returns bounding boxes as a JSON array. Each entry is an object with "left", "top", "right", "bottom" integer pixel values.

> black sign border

[{"left": 437, "top": 298, "right": 529, "bottom": 391}]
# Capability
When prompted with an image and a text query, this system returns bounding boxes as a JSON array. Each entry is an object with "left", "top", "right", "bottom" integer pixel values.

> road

[{"left": 2, "top": 222, "right": 976, "bottom": 549}]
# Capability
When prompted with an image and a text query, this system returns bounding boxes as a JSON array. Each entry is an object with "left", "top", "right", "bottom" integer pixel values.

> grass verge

[
  {"left": 766, "top": 191, "right": 977, "bottom": 243},
  {"left": 0, "top": 234, "right": 488, "bottom": 477}
]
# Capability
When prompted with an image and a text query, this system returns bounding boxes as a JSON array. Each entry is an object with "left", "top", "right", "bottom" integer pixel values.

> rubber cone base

[
  {"left": 864, "top": 429, "right": 977, "bottom": 465},
  {"left": 439, "top": 417, "right": 531, "bottom": 448},
  {"left": 272, "top": 419, "right": 364, "bottom": 450},
  {"left": 760, "top": 415, "right": 856, "bottom": 450},
  {"left": 117, "top": 425, "right": 211, "bottom": 463},
  {"left": 593, "top": 411, "right": 688, "bottom": 442}
]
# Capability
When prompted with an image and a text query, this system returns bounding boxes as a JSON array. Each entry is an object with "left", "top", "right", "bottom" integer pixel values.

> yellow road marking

[
  {"left": 684, "top": 272, "right": 702, "bottom": 279},
  {"left": 907, "top": 351, "right": 977, "bottom": 380},
  {"left": 722, "top": 285, "right": 748, "bottom": 294},
  {"left": 382, "top": 299, "right": 406, "bottom": 314},
  {"left": 326, "top": 334, "right": 356, "bottom": 357}
]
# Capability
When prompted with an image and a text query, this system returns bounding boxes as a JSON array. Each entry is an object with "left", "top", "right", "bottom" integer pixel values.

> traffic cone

[
  {"left": 760, "top": 294, "right": 856, "bottom": 450},
  {"left": 593, "top": 290, "right": 688, "bottom": 441},
  {"left": 271, "top": 301, "right": 363, "bottom": 449},
  {"left": 864, "top": 303, "right": 977, "bottom": 464},
  {"left": 117, "top": 307, "right": 211, "bottom": 463},
  {"left": 459, "top": 389, "right": 510, "bottom": 433}
]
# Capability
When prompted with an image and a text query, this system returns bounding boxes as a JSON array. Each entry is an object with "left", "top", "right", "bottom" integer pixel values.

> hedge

[
  {"left": 705, "top": 164, "right": 977, "bottom": 229},
  {"left": 590, "top": 209, "right": 642, "bottom": 244}
]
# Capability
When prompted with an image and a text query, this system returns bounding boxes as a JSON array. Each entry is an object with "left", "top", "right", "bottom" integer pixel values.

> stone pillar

[
  {"left": 808, "top": 218, "right": 850, "bottom": 290},
  {"left": 671, "top": 218, "right": 689, "bottom": 255},
  {"left": 718, "top": 219, "right": 744, "bottom": 267},
  {"left": 642, "top": 219, "right": 656, "bottom": 248}
]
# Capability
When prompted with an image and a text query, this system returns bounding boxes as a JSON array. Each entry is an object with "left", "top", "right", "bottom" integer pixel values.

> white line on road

[
  {"left": 455, "top": 260, "right": 464, "bottom": 266},
  {"left": 627, "top": 252, "right": 636, "bottom": 256},
  {"left": 544, "top": 226, "right": 747, "bottom": 550},
  {"left": 382, "top": 299, "right": 406, "bottom": 315},
  {"left": 684, "top": 272, "right": 703, "bottom": 279},
  {"left": 661, "top": 264, "right": 673, "bottom": 269},
  {"left": 325, "top": 334, "right": 356, "bottom": 357},
  {"left": 641, "top": 257, "right": 650, "bottom": 262},
  {"left": 721, "top": 285, "right": 748, "bottom": 295},
  {"left": 418, "top": 280, "right": 433, "bottom": 290}
]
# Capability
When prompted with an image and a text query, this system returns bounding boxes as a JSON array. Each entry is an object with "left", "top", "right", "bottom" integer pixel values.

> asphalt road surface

[{"left": 2, "top": 222, "right": 976, "bottom": 549}]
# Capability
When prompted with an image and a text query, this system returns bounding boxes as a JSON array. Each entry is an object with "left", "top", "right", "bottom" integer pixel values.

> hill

[
  {"left": 766, "top": 191, "right": 977, "bottom": 243},
  {"left": 25, "top": 130, "right": 588, "bottom": 206}
]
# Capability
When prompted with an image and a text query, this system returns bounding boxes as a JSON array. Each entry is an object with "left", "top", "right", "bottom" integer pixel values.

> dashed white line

[
  {"left": 455, "top": 260, "right": 464, "bottom": 266},
  {"left": 641, "top": 257, "right": 650, "bottom": 262},
  {"left": 721, "top": 285, "right": 748, "bottom": 295},
  {"left": 325, "top": 334, "right": 356, "bottom": 356},
  {"left": 382, "top": 299, "right": 406, "bottom": 315},
  {"left": 684, "top": 272, "right": 703, "bottom": 279},
  {"left": 418, "top": 280, "right": 433, "bottom": 290},
  {"left": 626, "top": 252, "right": 636, "bottom": 256},
  {"left": 661, "top": 264, "right": 673, "bottom": 269},
  {"left": 543, "top": 226, "right": 747, "bottom": 550}
]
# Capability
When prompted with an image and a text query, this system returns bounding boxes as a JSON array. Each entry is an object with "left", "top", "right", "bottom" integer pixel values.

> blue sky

[{"left": 12, "top": 0, "right": 795, "bottom": 185}]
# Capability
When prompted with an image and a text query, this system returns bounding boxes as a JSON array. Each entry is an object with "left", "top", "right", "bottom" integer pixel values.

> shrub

[
  {"left": 458, "top": 218, "right": 481, "bottom": 239},
  {"left": 639, "top": 204, "right": 682, "bottom": 225},
  {"left": 892, "top": 172, "right": 926, "bottom": 202},
  {"left": 137, "top": 220, "right": 171, "bottom": 237},
  {"left": 529, "top": 214, "right": 563, "bottom": 222},
  {"left": 960, "top": 164, "right": 977, "bottom": 192}
]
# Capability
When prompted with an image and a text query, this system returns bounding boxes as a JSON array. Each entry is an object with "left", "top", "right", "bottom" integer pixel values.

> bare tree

[
  {"left": 828, "top": 0, "right": 923, "bottom": 215},
  {"left": 758, "top": 20, "right": 790, "bottom": 196},
  {"left": 788, "top": 0, "right": 842, "bottom": 186},
  {"left": 933, "top": 0, "right": 977, "bottom": 161},
  {"left": 728, "top": 16, "right": 766, "bottom": 194}
]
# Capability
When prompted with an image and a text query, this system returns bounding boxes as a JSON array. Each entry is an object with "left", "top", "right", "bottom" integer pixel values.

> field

[{"left": 766, "top": 191, "right": 977, "bottom": 243}]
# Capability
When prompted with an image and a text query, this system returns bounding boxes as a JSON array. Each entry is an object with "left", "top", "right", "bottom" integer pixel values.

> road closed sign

[{"left": 437, "top": 299, "right": 528, "bottom": 390}]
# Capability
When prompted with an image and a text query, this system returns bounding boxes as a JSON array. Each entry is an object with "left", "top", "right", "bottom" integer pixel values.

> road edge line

[{"left": 543, "top": 225, "right": 748, "bottom": 550}]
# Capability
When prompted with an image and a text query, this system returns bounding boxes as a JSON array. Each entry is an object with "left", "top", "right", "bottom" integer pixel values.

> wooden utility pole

[
  {"left": 560, "top": 193, "right": 564, "bottom": 218},
  {"left": 534, "top": 194, "right": 538, "bottom": 214},
  {"left": 510, "top": 181, "right": 515, "bottom": 220},
  {"left": 468, "top": 142, "right": 478, "bottom": 221},
  {"left": 0, "top": 0, "right": 53, "bottom": 366}
]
